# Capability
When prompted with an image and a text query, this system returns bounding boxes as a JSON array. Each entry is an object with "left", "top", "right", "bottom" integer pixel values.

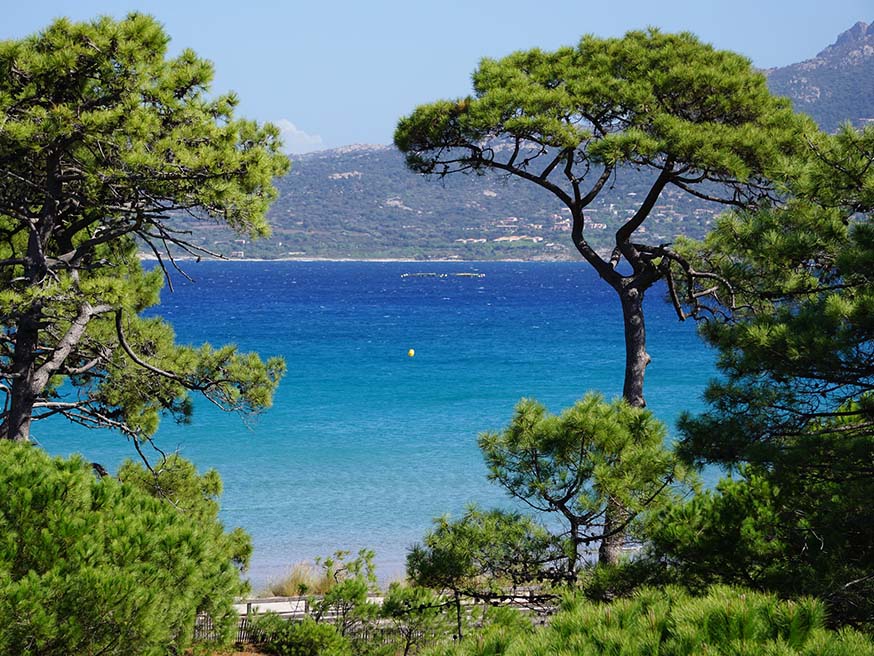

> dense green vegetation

[
  {"left": 0, "top": 14, "right": 285, "bottom": 654},
  {"left": 0, "top": 442, "right": 248, "bottom": 655},
  {"left": 645, "top": 123, "right": 874, "bottom": 627},
  {"left": 0, "top": 14, "right": 287, "bottom": 442},
  {"left": 426, "top": 587, "right": 874, "bottom": 656},
  {"left": 254, "top": 616, "right": 352, "bottom": 656},
  {"left": 250, "top": 580, "right": 874, "bottom": 656}
]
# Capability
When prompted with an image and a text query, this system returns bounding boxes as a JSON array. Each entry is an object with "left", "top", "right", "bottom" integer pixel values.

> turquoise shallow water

[{"left": 39, "top": 261, "right": 716, "bottom": 587}]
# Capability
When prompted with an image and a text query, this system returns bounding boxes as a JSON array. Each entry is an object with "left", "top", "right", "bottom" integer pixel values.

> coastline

[
  {"left": 137, "top": 254, "right": 581, "bottom": 264},
  {"left": 92, "top": 256, "right": 716, "bottom": 594}
]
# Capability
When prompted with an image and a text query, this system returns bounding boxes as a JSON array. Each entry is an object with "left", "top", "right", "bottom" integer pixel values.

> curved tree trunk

[
  {"left": 574, "top": 222, "right": 657, "bottom": 566},
  {"left": 2, "top": 156, "right": 59, "bottom": 442},
  {"left": 3, "top": 300, "right": 104, "bottom": 442}
]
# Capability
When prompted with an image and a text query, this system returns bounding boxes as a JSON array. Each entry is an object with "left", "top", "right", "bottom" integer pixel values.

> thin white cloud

[{"left": 275, "top": 118, "right": 325, "bottom": 154}]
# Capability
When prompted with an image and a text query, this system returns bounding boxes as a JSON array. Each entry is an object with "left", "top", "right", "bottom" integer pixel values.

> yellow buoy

[{"left": 407, "top": 348, "right": 415, "bottom": 358}]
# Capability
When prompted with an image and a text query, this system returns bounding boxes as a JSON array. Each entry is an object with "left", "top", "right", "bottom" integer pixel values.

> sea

[{"left": 39, "top": 260, "right": 717, "bottom": 588}]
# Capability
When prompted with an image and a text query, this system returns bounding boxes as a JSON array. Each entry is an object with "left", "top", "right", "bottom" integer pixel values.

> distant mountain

[
  {"left": 183, "top": 144, "right": 715, "bottom": 261},
  {"left": 766, "top": 20, "right": 874, "bottom": 132},
  {"left": 176, "top": 23, "right": 873, "bottom": 262}
]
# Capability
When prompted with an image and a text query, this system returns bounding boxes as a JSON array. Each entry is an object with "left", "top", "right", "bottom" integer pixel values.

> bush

[
  {"left": 254, "top": 615, "right": 351, "bottom": 656},
  {"left": 420, "top": 605, "right": 533, "bottom": 656},
  {"left": 308, "top": 550, "right": 380, "bottom": 636},
  {"left": 0, "top": 442, "right": 249, "bottom": 656},
  {"left": 649, "top": 459, "right": 874, "bottom": 627},
  {"left": 427, "top": 586, "right": 874, "bottom": 656},
  {"left": 380, "top": 582, "right": 454, "bottom": 656},
  {"left": 578, "top": 557, "right": 670, "bottom": 602}
]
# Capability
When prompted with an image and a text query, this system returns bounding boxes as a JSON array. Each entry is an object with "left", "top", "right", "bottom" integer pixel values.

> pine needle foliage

[
  {"left": 664, "top": 125, "right": 874, "bottom": 626},
  {"left": 0, "top": 14, "right": 289, "bottom": 442},
  {"left": 424, "top": 586, "right": 874, "bottom": 656},
  {"left": 479, "top": 394, "right": 694, "bottom": 573},
  {"left": 0, "top": 441, "right": 250, "bottom": 655}
]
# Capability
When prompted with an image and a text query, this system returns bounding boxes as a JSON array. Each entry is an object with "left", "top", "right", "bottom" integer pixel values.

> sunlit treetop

[
  {"left": 0, "top": 14, "right": 289, "bottom": 443},
  {"left": 396, "top": 29, "right": 814, "bottom": 288}
]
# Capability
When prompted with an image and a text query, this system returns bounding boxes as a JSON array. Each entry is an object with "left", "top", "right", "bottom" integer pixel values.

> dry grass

[{"left": 260, "top": 561, "right": 334, "bottom": 597}]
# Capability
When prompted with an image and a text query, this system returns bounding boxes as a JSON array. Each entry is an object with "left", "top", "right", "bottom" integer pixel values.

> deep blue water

[{"left": 40, "top": 261, "right": 716, "bottom": 586}]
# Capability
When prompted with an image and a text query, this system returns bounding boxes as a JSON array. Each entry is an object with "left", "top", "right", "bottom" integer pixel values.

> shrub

[
  {"left": 0, "top": 442, "right": 249, "bottom": 656},
  {"left": 254, "top": 615, "right": 351, "bottom": 656},
  {"left": 579, "top": 557, "right": 670, "bottom": 602},
  {"left": 419, "top": 605, "right": 533, "bottom": 656},
  {"left": 426, "top": 586, "right": 874, "bottom": 656},
  {"left": 309, "top": 550, "right": 380, "bottom": 635},
  {"left": 380, "top": 582, "right": 454, "bottom": 656}
]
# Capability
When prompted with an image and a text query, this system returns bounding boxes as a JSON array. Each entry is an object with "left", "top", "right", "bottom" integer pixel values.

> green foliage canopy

[
  {"left": 0, "top": 14, "right": 289, "bottom": 442},
  {"left": 675, "top": 125, "right": 874, "bottom": 466},
  {"left": 0, "top": 441, "right": 250, "bottom": 655},
  {"left": 649, "top": 454, "right": 874, "bottom": 626},
  {"left": 380, "top": 583, "right": 452, "bottom": 656},
  {"left": 479, "top": 394, "right": 692, "bottom": 570},
  {"left": 408, "top": 506, "right": 559, "bottom": 594},
  {"left": 395, "top": 29, "right": 811, "bottom": 316},
  {"left": 657, "top": 125, "right": 874, "bottom": 626},
  {"left": 407, "top": 506, "right": 559, "bottom": 638}
]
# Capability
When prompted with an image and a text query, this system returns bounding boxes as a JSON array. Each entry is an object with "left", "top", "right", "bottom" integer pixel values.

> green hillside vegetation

[
  {"left": 173, "top": 146, "right": 720, "bottom": 261},
  {"left": 168, "top": 21, "right": 874, "bottom": 262}
]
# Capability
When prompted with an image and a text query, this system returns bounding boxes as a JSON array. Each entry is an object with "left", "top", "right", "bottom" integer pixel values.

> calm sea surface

[{"left": 40, "top": 261, "right": 716, "bottom": 587}]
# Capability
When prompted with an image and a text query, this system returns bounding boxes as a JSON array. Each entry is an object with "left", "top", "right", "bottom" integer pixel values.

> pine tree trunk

[
  {"left": 598, "top": 285, "right": 650, "bottom": 565},
  {"left": 3, "top": 308, "right": 41, "bottom": 442},
  {"left": 566, "top": 518, "right": 580, "bottom": 581},
  {"left": 454, "top": 590, "right": 463, "bottom": 640},
  {"left": 620, "top": 286, "right": 649, "bottom": 409},
  {"left": 3, "top": 156, "right": 59, "bottom": 442},
  {"left": 598, "top": 497, "right": 627, "bottom": 566}
]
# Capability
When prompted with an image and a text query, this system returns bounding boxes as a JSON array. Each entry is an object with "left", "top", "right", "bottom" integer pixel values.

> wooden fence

[{"left": 194, "top": 591, "right": 558, "bottom": 644}]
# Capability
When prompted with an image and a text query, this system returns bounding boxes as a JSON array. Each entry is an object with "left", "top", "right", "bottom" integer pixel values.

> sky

[{"left": 4, "top": 1, "right": 872, "bottom": 153}]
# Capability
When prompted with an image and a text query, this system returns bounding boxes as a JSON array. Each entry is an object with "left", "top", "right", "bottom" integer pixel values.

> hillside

[
  {"left": 177, "top": 144, "right": 716, "bottom": 261},
  {"left": 175, "top": 22, "right": 873, "bottom": 261},
  {"left": 766, "top": 21, "right": 874, "bottom": 132}
]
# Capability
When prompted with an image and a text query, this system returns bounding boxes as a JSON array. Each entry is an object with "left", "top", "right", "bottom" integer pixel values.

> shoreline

[{"left": 138, "top": 254, "right": 582, "bottom": 264}]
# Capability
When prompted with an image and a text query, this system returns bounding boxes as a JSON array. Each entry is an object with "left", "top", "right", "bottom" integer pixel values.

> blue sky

[{"left": 5, "top": 1, "right": 871, "bottom": 152}]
